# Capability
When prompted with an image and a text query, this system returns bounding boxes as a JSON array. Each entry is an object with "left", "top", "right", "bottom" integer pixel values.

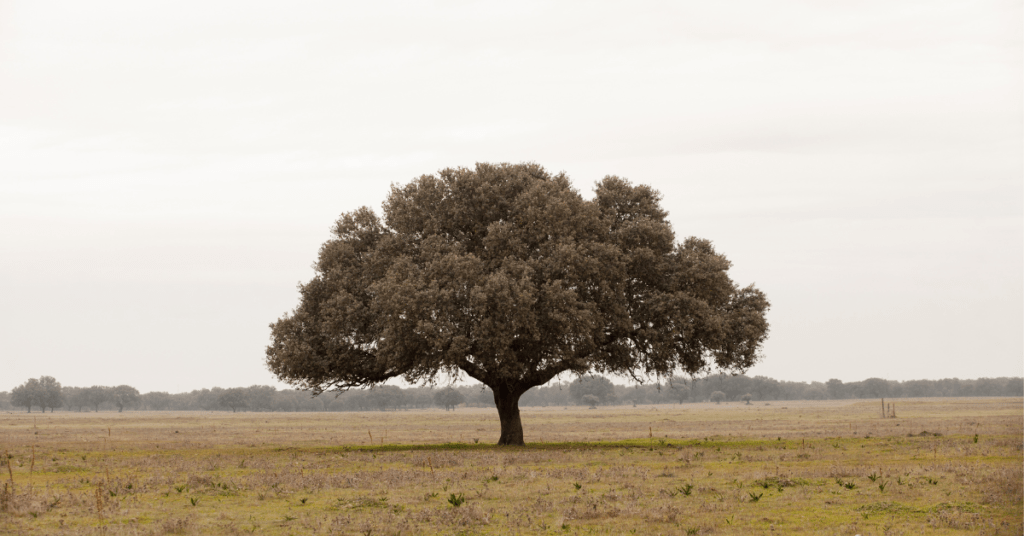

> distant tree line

[{"left": 0, "top": 374, "right": 1020, "bottom": 413}]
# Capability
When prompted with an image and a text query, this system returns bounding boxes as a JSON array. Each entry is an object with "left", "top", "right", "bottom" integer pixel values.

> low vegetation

[
  {"left": 1, "top": 398, "right": 1020, "bottom": 534},
  {"left": 3, "top": 374, "right": 1021, "bottom": 413}
]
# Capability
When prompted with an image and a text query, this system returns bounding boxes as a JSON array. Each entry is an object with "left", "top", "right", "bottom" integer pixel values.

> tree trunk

[{"left": 493, "top": 385, "right": 525, "bottom": 446}]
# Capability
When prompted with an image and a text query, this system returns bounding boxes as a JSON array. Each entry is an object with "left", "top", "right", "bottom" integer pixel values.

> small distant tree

[
  {"left": 246, "top": 385, "right": 277, "bottom": 412},
  {"left": 804, "top": 385, "right": 827, "bottom": 400},
  {"left": 623, "top": 386, "right": 646, "bottom": 407},
  {"left": 367, "top": 385, "right": 404, "bottom": 411},
  {"left": 111, "top": 385, "right": 140, "bottom": 412},
  {"left": 741, "top": 393, "right": 752, "bottom": 405},
  {"left": 36, "top": 376, "right": 64, "bottom": 412},
  {"left": 84, "top": 386, "right": 111, "bottom": 412},
  {"left": 710, "top": 391, "right": 726, "bottom": 404},
  {"left": 433, "top": 388, "right": 464, "bottom": 411},
  {"left": 411, "top": 390, "right": 434, "bottom": 409},
  {"left": 858, "top": 377, "right": 891, "bottom": 399},
  {"left": 342, "top": 390, "right": 366, "bottom": 411},
  {"left": 669, "top": 380, "right": 690, "bottom": 404},
  {"left": 219, "top": 388, "right": 248, "bottom": 412},
  {"left": 582, "top": 394, "right": 600, "bottom": 409},
  {"left": 142, "top": 391, "right": 173, "bottom": 410},
  {"left": 63, "top": 387, "right": 85, "bottom": 411},
  {"left": 826, "top": 379, "right": 844, "bottom": 400},
  {"left": 11, "top": 378, "right": 41, "bottom": 412},
  {"left": 569, "top": 375, "right": 616, "bottom": 406},
  {"left": 193, "top": 388, "right": 225, "bottom": 411}
]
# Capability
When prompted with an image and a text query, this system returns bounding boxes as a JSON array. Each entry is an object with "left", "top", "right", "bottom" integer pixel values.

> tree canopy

[
  {"left": 266, "top": 163, "right": 770, "bottom": 445},
  {"left": 111, "top": 385, "right": 141, "bottom": 412},
  {"left": 11, "top": 378, "right": 40, "bottom": 412}
]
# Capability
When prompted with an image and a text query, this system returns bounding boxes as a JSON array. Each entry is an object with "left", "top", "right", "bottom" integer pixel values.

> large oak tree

[{"left": 267, "top": 163, "right": 770, "bottom": 445}]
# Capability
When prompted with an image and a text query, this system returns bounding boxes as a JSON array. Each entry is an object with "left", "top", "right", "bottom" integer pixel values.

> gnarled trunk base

[{"left": 493, "top": 386, "right": 525, "bottom": 446}]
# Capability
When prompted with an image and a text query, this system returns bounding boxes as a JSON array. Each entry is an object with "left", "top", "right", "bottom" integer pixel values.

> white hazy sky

[{"left": 1, "top": 0, "right": 1021, "bottom": 393}]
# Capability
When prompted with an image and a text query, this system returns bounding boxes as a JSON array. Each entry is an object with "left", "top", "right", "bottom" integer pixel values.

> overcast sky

[{"left": 1, "top": 0, "right": 1021, "bottom": 393}]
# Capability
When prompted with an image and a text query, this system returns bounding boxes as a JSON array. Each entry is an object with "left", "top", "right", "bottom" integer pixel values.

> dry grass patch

[{"left": 0, "top": 398, "right": 1020, "bottom": 535}]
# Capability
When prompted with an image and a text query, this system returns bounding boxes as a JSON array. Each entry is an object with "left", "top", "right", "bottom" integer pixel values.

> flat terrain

[{"left": 1, "top": 398, "right": 1021, "bottom": 535}]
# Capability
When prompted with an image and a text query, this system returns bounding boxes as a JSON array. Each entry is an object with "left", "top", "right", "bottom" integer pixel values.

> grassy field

[{"left": 1, "top": 398, "right": 1020, "bottom": 535}]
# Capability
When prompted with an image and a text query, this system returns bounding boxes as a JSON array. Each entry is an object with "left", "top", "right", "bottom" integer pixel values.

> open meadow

[{"left": 1, "top": 398, "right": 1021, "bottom": 535}]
